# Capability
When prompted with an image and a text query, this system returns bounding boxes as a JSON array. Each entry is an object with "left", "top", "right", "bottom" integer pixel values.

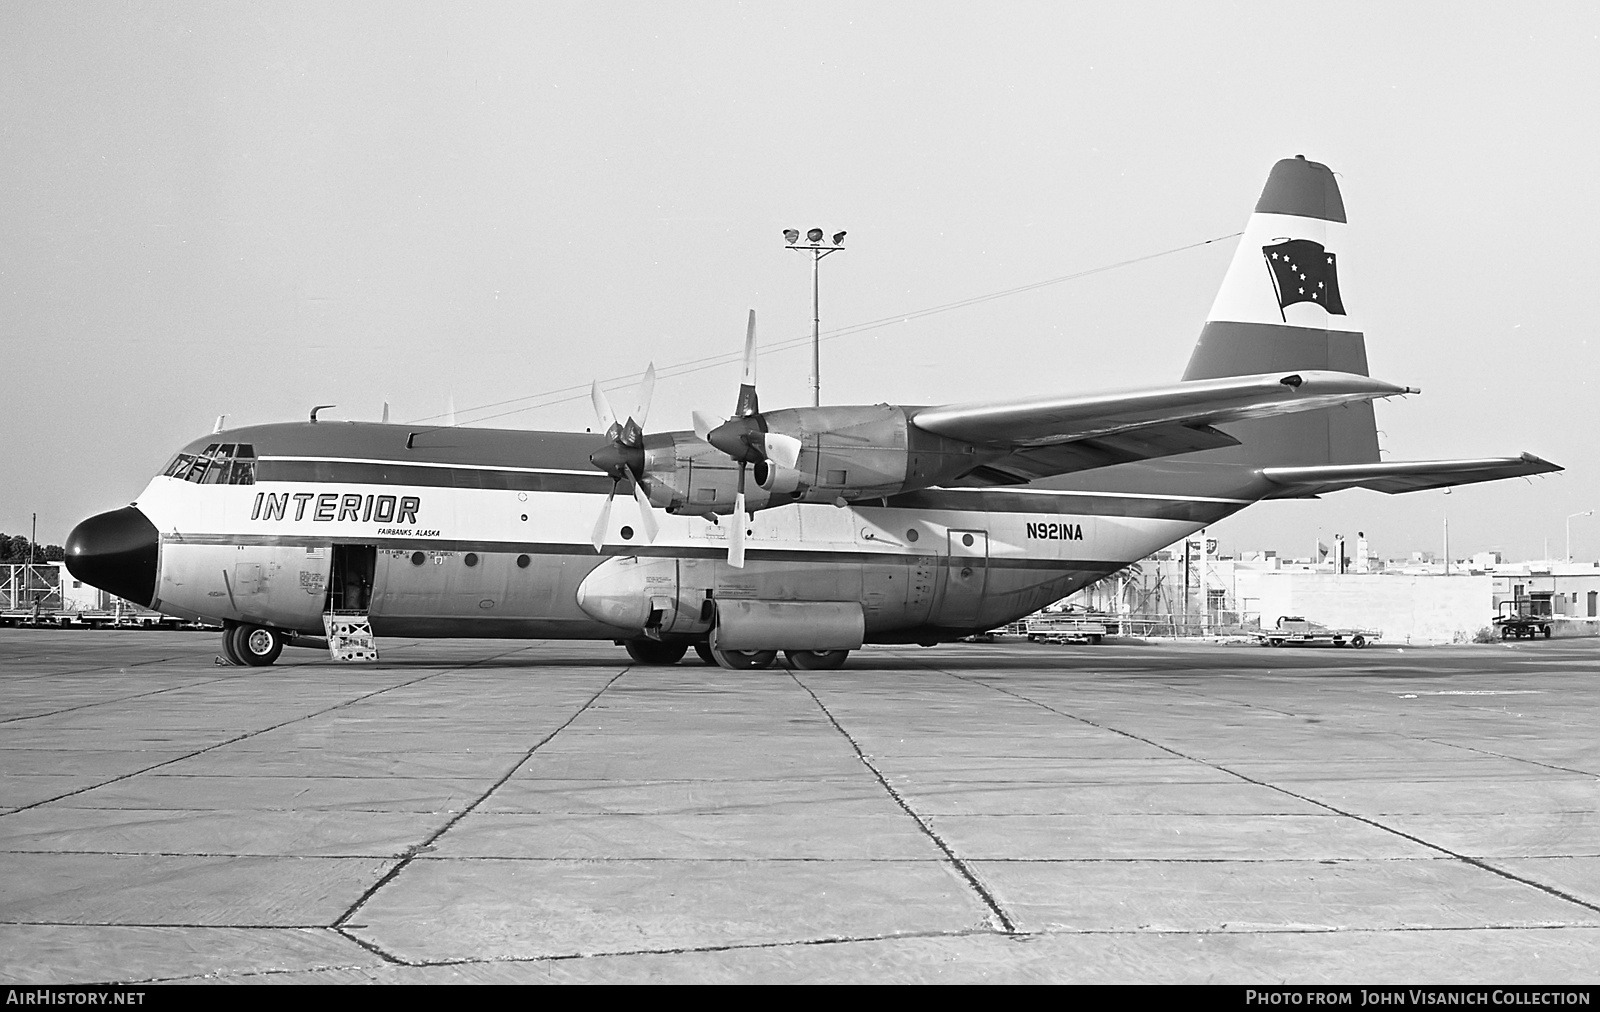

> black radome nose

[{"left": 65, "top": 506, "right": 159, "bottom": 607}]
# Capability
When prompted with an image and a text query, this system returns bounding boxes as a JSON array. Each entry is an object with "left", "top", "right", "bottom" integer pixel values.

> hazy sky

[{"left": 4, "top": 2, "right": 1597, "bottom": 561}]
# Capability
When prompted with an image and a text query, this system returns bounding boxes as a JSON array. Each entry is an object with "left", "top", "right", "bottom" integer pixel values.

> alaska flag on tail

[{"left": 1262, "top": 238, "right": 1346, "bottom": 316}]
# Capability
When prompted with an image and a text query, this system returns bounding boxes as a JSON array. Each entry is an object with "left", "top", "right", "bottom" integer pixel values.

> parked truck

[{"left": 1258, "top": 615, "right": 1378, "bottom": 648}]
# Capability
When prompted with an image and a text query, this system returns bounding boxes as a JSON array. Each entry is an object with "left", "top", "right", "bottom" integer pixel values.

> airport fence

[
  {"left": 1, "top": 564, "right": 62, "bottom": 612},
  {"left": 1116, "top": 611, "right": 1262, "bottom": 638}
]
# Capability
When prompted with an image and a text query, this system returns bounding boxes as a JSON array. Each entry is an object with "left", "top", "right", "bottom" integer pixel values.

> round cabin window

[{"left": 464, "top": 553, "right": 479, "bottom": 567}]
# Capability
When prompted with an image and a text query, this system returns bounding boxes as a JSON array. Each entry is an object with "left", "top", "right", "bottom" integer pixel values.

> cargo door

[{"left": 942, "top": 529, "right": 989, "bottom": 628}]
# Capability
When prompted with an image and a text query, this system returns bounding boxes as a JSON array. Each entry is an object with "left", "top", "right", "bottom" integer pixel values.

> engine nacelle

[{"left": 640, "top": 405, "right": 989, "bottom": 518}]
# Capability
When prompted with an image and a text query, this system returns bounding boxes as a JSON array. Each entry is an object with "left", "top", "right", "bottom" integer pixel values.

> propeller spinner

[
  {"left": 694, "top": 311, "right": 802, "bottom": 567},
  {"left": 588, "top": 365, "right": 660, "bottom": 552}
]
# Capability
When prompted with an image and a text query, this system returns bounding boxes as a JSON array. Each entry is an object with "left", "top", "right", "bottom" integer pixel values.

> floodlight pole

[
  {"left": 785, "top": 235, "right": 845, "bottom": 407},
  {"left": 1566, "top": 510, "right": 1594, "bottom": 562}
]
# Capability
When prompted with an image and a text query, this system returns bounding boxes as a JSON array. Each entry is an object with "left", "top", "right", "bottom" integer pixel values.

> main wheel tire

[
  {"left": 784, "top": 649, "right": 849, "bottom": 670},
  {"left": 712, "top": 648, "right": 777, "bottom": 670},
  {"left": 693, "top": 641, "right": 716, "bottom": 665},
  {"left": 221, "top": 624, "right": 244, "bottom": 665},
  {"left": 234, "top": 624, "right": 284, "bottom": 666},
  {"left": 624, "top": 639, "right": 688, "bottom": 665}
]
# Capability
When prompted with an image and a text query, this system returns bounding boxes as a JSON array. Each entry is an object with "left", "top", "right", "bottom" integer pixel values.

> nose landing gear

[{"left": 222, "top": 623, "right": 285, "bottom": 666}]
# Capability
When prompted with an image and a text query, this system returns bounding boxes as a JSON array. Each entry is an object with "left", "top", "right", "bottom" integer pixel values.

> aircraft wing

[
  {"left": 1258, "top": 454, "right": 1563, "bottom": 498},
  {"left": 943, "top": 422, "right": 1242, "bottom": 486},
  {"left": 912, "top": 370, "right": 1415, "bottom": 450}
]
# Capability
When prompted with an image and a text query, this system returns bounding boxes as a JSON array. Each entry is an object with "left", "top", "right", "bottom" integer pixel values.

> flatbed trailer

[
  {"left": 1492, "top": 601, "right": 1552, "bottom": 639},
  {"left": 1025, "top": 612, "right": 1119, "bottom": 644},
  {"left": 0, "top": 608, "right": 188, "bottom": 630},
  {"left": 1258, "top": 616, "right": 1377, "bottom": 648}
]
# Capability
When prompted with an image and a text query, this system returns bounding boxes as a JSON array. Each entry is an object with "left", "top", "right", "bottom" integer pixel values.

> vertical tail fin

[{"left": 1184, "top": 156, "right": 1379, "bottom": 467}]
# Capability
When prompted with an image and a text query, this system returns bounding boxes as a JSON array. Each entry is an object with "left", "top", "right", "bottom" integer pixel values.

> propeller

[
  {"left": 588, "top": 364, "right": 660, "bottom": 552},
  {"left": 698, "top": 311, "right": 803, "bottom": 567}
]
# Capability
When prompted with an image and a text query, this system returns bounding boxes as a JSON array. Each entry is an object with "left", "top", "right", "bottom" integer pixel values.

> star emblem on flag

[{"left": 1261, "top": 238, "right": 1346, "bottom": 316}]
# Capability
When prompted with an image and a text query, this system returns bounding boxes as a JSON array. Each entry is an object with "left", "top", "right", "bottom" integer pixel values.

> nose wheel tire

[
  {"left": 230, "top": 624, "right": 284, "bottom": 666},
  {"left": 624, "top": 639, "right": 688, "bottom": 665},
  {"left": 784, "top": 649, "right": 850, "bottom": 670},
  {"left": 711, "top": 648, "right": 777, "bottom": 670}
]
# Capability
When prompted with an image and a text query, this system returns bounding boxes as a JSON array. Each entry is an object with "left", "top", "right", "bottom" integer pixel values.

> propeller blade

[
  {"left": 735, "top": 310, "right": 759, "bottom": 417},
  {"left": 381, "top": 401, "right": 389, "bottom": 424},
  {"left": 692, "top": 410, "right": 718, "bottom": 443},
  {"left": 591, "top": 380, "right": 618, "bottom": 431},
  {"left": 631, "top": 481, "right": 659, "bottom": 543},
  {"left": 742, "top": 310, "right": 757, "bottom": 387},
  {"left": 591, "top": 486, "right": 616, "bottom": 552},
  {"left": 728, "top": 463, "right": 748, "bottom": 567},
  {"left": 632, "top": 363, "right": 656, "bottom": 429},
  {"left": 762, "top": 432, "right": 802, "bottom": 470},
  {"left": 728, "top": 492, "right": 746, "bottom": 568}
]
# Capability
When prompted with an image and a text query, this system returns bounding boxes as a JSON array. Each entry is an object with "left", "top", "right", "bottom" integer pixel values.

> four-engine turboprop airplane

[{"left": 64, "top": 156, "right": 1559, "bottom": 669}]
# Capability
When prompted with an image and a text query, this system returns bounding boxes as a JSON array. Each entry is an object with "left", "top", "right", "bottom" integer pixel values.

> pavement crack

[
  {"left": 933, "top": 664, "right": 1600, "bottom": 919},
  {"left": 0, "top": 670, "right": 237, "bottom": 725},
  {"left": 333, "top": 925, "right": 409, "bottom": 965},
  {"left": 331, "top": 667, "right": 629, "bottom": 929},
  {"left": 788, "top": 669, "right": 1017, "bottom": 934},
  {"left": 0, "top": 642, "right": 546, "bottom": 819}
]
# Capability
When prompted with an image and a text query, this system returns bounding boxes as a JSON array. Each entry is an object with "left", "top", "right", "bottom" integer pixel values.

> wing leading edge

[
  {"left": 912, "top": 370, "right": 1413, "bottom": 447},
  {"left": 1259, "top": 454, "right": 1562, "bottom": 498},
  {"left": 911, "top": 370, "right": 1414, "bottom": 485}
]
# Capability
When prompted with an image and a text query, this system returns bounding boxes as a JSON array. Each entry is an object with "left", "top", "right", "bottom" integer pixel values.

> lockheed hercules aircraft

[{"left": 65, "top": 157, "right": 1558, "bottom": 669}]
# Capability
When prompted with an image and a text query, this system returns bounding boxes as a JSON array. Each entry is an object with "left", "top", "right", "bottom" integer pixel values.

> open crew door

[
  {"left": 327, "top": 545, "right": 377, "bottom": 612},
  {"left": 942, "top": 530, "right": 989, "bottom": 629},
  {"left": 325, "top": 544, "right": 379, "bottom": 662}
]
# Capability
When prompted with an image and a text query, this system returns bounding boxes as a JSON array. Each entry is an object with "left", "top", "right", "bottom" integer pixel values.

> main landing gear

[
  {"left": 623, "top": 639, "right": 689, "bottom": 665},
  {"left": 222, "top": 623, "right": 284, "bottom": 667},
  {"left": 625, "top": 639, "right": 851, "bottom": 670}
]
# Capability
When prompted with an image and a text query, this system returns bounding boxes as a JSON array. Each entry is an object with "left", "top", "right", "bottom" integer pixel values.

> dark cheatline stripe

[
  {"left": 253, "top": 458, "right": 1240, "bottom": 522},
  {"left": 257, "top": 459, "right": 617, "bottom": 494},
  {"left": 882, "top": 489, "right": 1238, "bottom": 523},
  {"left": 160, "top": 533, "right": 1122, "bottom": 572}
]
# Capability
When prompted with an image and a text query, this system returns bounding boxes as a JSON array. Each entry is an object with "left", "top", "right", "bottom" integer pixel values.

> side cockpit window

[{"left": 163, "top": 443, "right": 257, "bottom": 485}]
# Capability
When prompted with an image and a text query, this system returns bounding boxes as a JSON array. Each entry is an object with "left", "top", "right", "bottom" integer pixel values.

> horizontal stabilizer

[
  {"left": 1260, "top": 454, "right": 1562, "bottom": 498},
  {"left": 913, "top": 370, "right": 1414, "bottom": 449}
]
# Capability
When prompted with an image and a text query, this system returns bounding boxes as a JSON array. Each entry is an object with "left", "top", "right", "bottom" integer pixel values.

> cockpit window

[{"left": 163, "top": 443, "right": 257, "bottom": 485}]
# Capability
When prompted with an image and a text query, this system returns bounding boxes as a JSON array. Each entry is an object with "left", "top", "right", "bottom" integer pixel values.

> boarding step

[{"left": 323, "top": 611, "right": 379, "bottom": 662}]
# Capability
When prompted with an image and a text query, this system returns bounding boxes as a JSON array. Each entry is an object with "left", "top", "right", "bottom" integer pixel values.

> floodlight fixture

[{"left": 783, "top": 225, "right": 849, "bottom": 406}]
